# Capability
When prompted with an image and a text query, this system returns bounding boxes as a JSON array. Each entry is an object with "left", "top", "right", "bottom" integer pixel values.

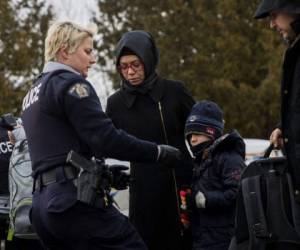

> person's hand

[
  {"left": 195, "top": 191, "right": 206, "bottom": 208},
  {"left": 157, "top": 145, "right": 181, "bottom": 167},
  {"left": 7, "top": 124, "right": 23, "bottom": 145},
  {"left": 269, "top": 128, "right": 283, "bottom": 149},
  {"left": 7, "top": 131, "right": 16, "bottom": 145},
  {"left": 109, "top": 165, "right": 130, "bottom": 190}
]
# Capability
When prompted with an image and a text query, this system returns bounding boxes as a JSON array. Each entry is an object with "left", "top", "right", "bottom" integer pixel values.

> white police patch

[
  {"left": 22, "top": 83, "right": 42, "bottom": 111},
  {"left": 0, "top": 141, "right": 13, "bottom": 154},
  {"left": 68, "top": 83, "right": 90, "bottom": 99}
]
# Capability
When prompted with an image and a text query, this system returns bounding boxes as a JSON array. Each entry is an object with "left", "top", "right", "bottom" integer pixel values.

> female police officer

[{"left": 21, "top": 21, "right": 180, "bottom": 250}]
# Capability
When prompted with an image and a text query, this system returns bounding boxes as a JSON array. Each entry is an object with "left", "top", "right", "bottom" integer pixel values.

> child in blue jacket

[{"left": 185, "top": 100, "right": 245, "bottom": 250}]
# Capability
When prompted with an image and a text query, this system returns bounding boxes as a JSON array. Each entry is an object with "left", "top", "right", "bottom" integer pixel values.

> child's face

[{"left": 189, "top": 134, "right": 211, "bottom": 147}]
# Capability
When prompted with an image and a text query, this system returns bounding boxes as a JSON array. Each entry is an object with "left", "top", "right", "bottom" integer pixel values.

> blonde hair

[{"left": 44, "top": 21, "right": 97, "bottom": 62}]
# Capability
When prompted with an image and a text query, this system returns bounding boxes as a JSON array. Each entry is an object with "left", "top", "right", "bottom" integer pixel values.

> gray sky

[{"left": 47, "top": 0, "right": 98, "bottom": 24}]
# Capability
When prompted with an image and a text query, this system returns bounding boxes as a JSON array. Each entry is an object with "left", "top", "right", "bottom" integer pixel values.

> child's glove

[{"left": 195, "top": 191, "right": 206, "bottom": 208}]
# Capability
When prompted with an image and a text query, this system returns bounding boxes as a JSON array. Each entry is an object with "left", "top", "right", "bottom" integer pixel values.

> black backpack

[{"left": 229, "top": 146, "right": 300, "bottom": 250}]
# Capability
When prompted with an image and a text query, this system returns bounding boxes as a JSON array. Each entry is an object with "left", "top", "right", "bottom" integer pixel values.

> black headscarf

[{"left": 115, "top": 30, "right": 159, "bottom": 94}]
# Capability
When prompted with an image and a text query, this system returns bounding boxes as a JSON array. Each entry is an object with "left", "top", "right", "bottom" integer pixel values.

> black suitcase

[{"left": 229, "top": 146, "right": 300, "bottom": 250}]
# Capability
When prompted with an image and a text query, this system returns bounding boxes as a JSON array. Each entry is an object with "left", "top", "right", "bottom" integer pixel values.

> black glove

[
  {"left": 157, "top": 145, "right": 181, "bottom": 167},
  {"left": 109, "top": 165, "right": 130, "bottom": 190}
]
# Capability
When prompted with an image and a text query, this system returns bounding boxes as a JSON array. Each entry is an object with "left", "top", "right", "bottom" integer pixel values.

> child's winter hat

[{"left": 185, "top": 100, "right": 224, "bottom": 140}]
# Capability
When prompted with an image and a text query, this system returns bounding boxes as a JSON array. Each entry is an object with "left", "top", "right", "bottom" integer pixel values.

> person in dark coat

[
  {"left": 0, "top": 122, "right": 13, "bottom": 246},
  {"left": 255, "top": 0, "right": 300, "bottom": 207},
  {"left": 106, "top": 30, "right": 195, "bottom": 250},
  {"left": 184, "top": 101, "right": 245, "bottom": 250},
  {"left": 0, "top": 125, "right": 13, "bottom": 196},
  {"left": 21, "top": 21, "right": 180, "bottom": 250}
]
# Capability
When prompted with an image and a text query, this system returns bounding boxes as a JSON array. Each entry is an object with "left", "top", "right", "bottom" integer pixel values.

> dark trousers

[
  {"left": 192, "top": 226, "right": 233, "bottom": 250},
  {"left": 31, "top": 181, "right": 147, "bottom": 250},
  {"left": 5, "top": 238, "right": 44, "bottom": 250}
]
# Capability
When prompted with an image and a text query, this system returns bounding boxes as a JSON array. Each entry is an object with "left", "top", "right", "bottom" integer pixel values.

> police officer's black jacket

[
  {"left": 190, "top": 131, "right": 245, "bottom": 249},
  {"left": 0, "top": 127, "right": 13, "bottom": 194},
  {"left": 107, "top": 30, "right": 195, "bottom": 250},
  {"left": 21, "top": 64, "right": 158, "bottom": 177},
  {"left": 280, "top": 19, "right": 300, "bottom": 190}
]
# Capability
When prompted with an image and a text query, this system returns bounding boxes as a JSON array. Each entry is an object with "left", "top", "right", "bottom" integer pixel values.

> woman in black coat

[{"left": 106, "top": 30, "right": 195, "bottom": 250}]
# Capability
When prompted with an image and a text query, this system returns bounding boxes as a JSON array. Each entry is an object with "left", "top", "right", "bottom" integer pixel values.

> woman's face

[
  {"left": 118, "top": 55, "right": 145, "bottom": 86},
  {"left": 66, "top": 36, "right": 96, "bottom": 78}
]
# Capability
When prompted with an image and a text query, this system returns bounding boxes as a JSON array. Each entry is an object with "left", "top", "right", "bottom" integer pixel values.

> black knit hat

[{"left": 185, "top": 100, "right": 224, "bottom": 140}]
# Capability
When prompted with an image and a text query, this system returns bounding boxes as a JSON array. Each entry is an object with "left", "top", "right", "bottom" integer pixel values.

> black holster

[{"left": 66, "top": 151, "right": 112, "bottom": 207}]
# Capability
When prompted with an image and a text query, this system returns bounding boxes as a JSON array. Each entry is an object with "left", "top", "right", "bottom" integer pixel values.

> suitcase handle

[{"left": 263, "top": 144, "right": 274, "bottom": 158}]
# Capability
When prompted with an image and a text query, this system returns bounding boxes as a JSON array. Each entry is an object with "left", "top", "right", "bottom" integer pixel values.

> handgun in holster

[{"left": 66, "top": 150, "right": 112, "bottom": 207}]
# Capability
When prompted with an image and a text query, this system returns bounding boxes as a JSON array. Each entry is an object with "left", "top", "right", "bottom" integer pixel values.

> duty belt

[{"left": 34, "top": 165, "right": 78, "bottom": 190}]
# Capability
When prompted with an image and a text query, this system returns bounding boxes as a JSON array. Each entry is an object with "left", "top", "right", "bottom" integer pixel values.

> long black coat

[
  {"left": 106, "top": 77, "right": 195, "bottom": 250},
  {"left": 280, "top": 22, "right": 300, "bottom": 192}
]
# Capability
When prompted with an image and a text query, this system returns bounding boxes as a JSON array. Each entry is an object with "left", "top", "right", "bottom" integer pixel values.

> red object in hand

[
  {"left": 179, "top": 188, "right": 192, "bottom": 229},
  {"left": 180, "top": 213, "right": 190, "bottom": 228},
  {"left": 180, "top": 190, "right": 186, "bottom": 197}
]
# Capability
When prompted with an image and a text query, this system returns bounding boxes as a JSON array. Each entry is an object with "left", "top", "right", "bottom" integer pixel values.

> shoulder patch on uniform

[{"left": 68, "top": 83, "right": 90, "bottom": 99}]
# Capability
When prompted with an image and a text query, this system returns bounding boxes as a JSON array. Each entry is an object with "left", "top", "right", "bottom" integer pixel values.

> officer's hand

[
  {"left": 109, "top": 165, "right": 130, "bottom": 190},
  {"left": 270, "top": 128, "right": 283, "bottom": 149},
  {"left": 195, "top": 191, "right": 206, "bottom": 209},
  {"left": 157, "top": 145, "right": 181, "bottom": 167}
]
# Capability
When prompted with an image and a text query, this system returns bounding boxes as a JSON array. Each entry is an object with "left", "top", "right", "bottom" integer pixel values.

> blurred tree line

[
  {"left": 95, "top": 0, "right": 284, "bottom": 138},
  {"left": 0, "top": 0, "right": 52, "bottom": 115},
  {"left": 1, "top": 0, "right": 284, "bottom": 138}
]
